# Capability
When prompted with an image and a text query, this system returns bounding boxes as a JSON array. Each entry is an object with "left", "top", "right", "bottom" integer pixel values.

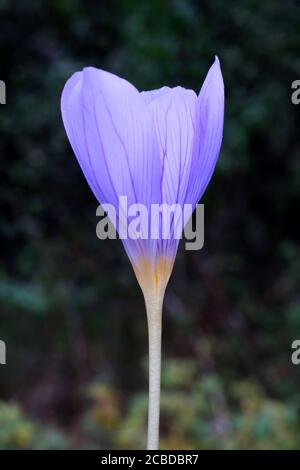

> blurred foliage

[
  {"left": 1, "top": 0, "right": 300, "bottom": 449},
  {"left": 0, "top": 402, "right": 68, "bottom": 449},
  {"left": 83, "top": 360, "right": 300, "bottom": 450}
]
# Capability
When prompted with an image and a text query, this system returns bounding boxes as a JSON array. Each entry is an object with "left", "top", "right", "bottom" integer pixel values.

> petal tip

[
  {"left": 210, "top": 56, "right": 224, "bottom": 89},
  {"left": 212, "top": 56, "right": 222, "bottom": 75}
]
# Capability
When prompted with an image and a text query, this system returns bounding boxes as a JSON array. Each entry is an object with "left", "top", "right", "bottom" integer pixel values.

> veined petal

[
  {"left": 82, "top": 67, "right": 161, "bottom": 210},
  {"left": 61, "top": 72, "right": 105, "bottom": 203},
  {"left": 146, "top": 86, "right": 198, "bottom": 260},
  {"left": 187, "top": 56, "right": 224, "bottom": 205},
  {"left": 142, "top": 58, "right": 224, "bottom": 265},
  {"left": 148, "top": 86, "right": 198, "bottom": 206},
  {"left": 61, "top": 67, "right": 161, "bottom": 268},
  {"left": 140, "top": 86, "right": 172, "bottom": 104}
]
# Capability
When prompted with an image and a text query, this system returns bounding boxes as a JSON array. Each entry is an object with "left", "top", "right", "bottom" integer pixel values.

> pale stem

[{"left": 145, "top": 294, "right": 163, "bottom": 450}]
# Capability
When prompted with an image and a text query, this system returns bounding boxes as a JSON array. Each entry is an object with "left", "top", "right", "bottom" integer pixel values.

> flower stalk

[
  {"left": 145, "top": 293, "right": 163, "bottom": 450},
  {"left": 134, "top": 257, "right": 172, "bottom": 449}
]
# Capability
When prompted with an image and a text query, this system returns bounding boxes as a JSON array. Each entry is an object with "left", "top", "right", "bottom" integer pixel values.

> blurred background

[{"left": 1, "top": 0, "right": 300, "bottom": 450}]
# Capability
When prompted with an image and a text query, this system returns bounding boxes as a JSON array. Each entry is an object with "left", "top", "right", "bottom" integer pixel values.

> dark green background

[{"left": 1, "top": 0, "right": 300, "bottom": 449}]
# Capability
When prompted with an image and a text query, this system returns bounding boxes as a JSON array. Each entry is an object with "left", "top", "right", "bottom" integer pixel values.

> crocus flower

[{"left": 61, "top": 57, "right": 224, "bottom": 449}]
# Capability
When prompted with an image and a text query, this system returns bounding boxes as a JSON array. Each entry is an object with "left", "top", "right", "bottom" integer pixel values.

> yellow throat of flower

[{"left": 132, "top": 256, "right": 174, "bottom": 303}]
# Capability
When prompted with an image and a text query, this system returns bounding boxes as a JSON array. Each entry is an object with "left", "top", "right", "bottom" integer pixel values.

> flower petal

[
  {"left": 148, "top": 86, "right": 198, "bottom": 206},
  {"left": 187, "top": 56, "right": 224, "bottom": 205},
  {"left": 61, "top": 71, "right": 105, "bottom": 203},
  {"left": 61, "top": 67, "right": 162, "bottom": 266},
  {"left": 147, "top": 86, "right": 197, "bottom": 259},
  {"left": 140, "top": 86, "right": 172, "bottom": 104},
  {"left": 144, "top": 58, "right": 224, "bottom": 262}
]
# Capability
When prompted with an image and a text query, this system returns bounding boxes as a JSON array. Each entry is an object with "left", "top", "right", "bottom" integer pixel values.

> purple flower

[
  {"left": 61, "top": 57, "right": 224, "bottom": 450},
  {"left": 61, "top": 57, "right": 224, "bottom": 299}
]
